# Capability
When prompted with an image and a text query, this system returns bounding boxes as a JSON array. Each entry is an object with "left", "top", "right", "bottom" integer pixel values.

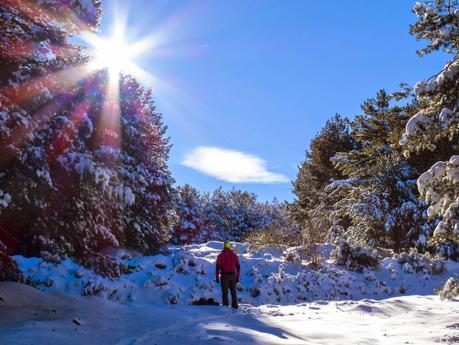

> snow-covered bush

[
  {"left": 80, "top": 253, "right": 136, "bottom": 278},
  {"left": 394, "top": 249, "right": 445, "bottom": 275},
  {"left": 11, "top": 241, "right": 456, "bottom": 306},
  {"left": 332, "top": 240, "right": 379, "bottom": 273},
  {"left": 284, "top": 248, "right": 302, "bottom": 265},
  {"left": 438, "top": 277, "right": 459, "bottom": 300},
  {"left": 0, "top": 241, "right": 22, "bottom": 282},
  {"left": 304, "top": 243, "right": 325, "bottom": 270},
  {"left": 283, "top": 244, "right": 324, "bottom": 270}
]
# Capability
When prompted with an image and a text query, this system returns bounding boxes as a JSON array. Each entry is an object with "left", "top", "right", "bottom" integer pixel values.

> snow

[
  {"left": 0, "top": 281, "right": 458, "bottom": 345},
  {"left": 414, "top": 59, "right": 459, "bottom": 97},
  {"left": 123, "top": 186, "right": 135, "bottom": 206},
  {"left": 1, "top": 242, "right": 458, "bottom": 344},
  {"left": 0, "top": 189, "right": 11, "bottom": 208},
  {"left": 416, "top": 156, "right": 459, "bottom": 234},
  {"left": 10, "top": 242, "right": 459, "bottom": 306},
  {"left": 405, "top": 111, "right": 430, "bottom": 136}
]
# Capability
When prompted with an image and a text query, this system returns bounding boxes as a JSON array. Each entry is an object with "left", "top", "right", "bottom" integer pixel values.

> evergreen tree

[
  {"left": 172, "top": 186, "right": 294, "bottom": 245},
  {"left": 172, "top": 184, "right": 215, "bottom": 244},
  {"left": 0, "top": 0, "right": 101, "bottom": 261},
  {"left": 292, "top": 114, "right": 355, "bottom": 243},
  {"left": 331, "top": 90, "right": 431, "bottom": 251},
  {"left": 207, "top": 188, "right": 265, "bottom": 241},
  {"left": 401, "top": 0, "right": 459, "bottom": 258},
  {"left": 0, "top": 0, "right": 176, "bottom": 274},
  {"left": 246, "top": 199, "right": 301, "bottom": 246}
]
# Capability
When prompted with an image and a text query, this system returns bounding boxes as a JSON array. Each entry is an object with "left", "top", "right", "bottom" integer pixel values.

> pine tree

[
  {"left": 0, "top": 0, "right": 101, "bottom": 261},
  {"left": 401, "top": 0, "right": 459, "bottom": 259},
  {"left": 207, "top": 188, "right": 259, "bottom": 241},
  {"left": 172, "top": 184, "right": 215, "bottom": 244},
  {"left": 117, "top": 75, "right": 176, "bottom": 254},
  {"left": 331, "top": 90, "right": 431, "bottom": 251},
  {"left": 0, "top": 1, "right": 176, "bottom": 275},
  {"left": 292, "top": 114, "right": 355, "bottom": 243}
]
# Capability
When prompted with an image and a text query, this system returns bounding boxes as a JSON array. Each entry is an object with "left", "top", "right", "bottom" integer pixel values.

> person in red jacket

[{"left": 215, "top": 241, "right": 240, "bottom": 309}]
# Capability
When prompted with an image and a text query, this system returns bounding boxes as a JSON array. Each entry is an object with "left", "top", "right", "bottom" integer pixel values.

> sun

[
  {"left": 92, "top": 35, "right": 134, "bottom": 77},
  {"left": 82, "top": 23, "right": 152, "bottom": 82}
]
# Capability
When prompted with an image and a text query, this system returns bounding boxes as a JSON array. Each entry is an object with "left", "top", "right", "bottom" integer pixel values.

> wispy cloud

[{"left": 182, "top": 146, "right": 289, "bottom": 184}]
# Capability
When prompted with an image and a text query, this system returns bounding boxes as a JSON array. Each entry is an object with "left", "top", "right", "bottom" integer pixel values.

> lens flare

[
  {"left": 82, "top": 20, "right": 153, "bottom": 83},
  {"left": 92, "top": 35, "right": 134, "bottom": 78}
]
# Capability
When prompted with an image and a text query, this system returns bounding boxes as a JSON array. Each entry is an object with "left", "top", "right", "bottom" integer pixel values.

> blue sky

[{"left": 98, "top": 0, "right": 447, "bottom": 202}]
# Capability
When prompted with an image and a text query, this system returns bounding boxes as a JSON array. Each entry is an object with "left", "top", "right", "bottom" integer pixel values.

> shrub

[
  {"left": 284, "top": 248, "right": 302, "bottom": 264},
  {"left": 438, "top": 278, "right": 459, "bottom": 301},
  {"left": 394, "top": 249, "right": 446, "bottom": 275},
  {"left": 81, "top": 253, "right": 135, "bottom": 279},
  {"left": 284, "top": 244, "right": 324, "bottom": 270},
  {"left": 0, "top": 241, "right": 22, "bottom": 282},
  {"left": 332, "top": 240, "right": 379, "bottom": 273},
  {"left": 0, "top": 253, "right": 22, "bottom": 282}
]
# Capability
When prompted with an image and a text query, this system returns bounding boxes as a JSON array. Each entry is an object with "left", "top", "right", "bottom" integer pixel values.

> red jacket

[{"left": 216, "top": 248, "right": 240, "bottom": 280}]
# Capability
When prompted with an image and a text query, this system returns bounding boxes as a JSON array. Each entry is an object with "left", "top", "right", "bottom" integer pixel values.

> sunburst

[{"left": 82, "top": 18, "right": 153, "bottom": 84}]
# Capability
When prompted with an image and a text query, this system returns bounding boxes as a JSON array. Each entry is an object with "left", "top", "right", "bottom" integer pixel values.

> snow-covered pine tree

[
  {"left": 331, "top": 90, "right": 431, "bottom": 251},
  {"left": 117, "top": 75, "right": 176, "bottom": 254},
  {"left": 208, "top": 188, "right": 254, "bottom": 241},
  {"left": 172, "top": 185, "right": 293, "bottom": 245},
  {"left": 246, "top": 199, "right": 301, "bottom": 246},
  {"left": 400, "top": 0, "right": 459, "bottom": 259},
  {"left": 0, "top": 0, "right": 101, "bottom": 262},
  {"left": 206, "top": 187, "right": 272, "bottom": 241},
  {"left": 172, "top": 184, "right": 215, "bottom": 245},
  {"left": 0, "top": 1, "right": 176, "bottom": 275},
  {"left": 292, "top": 114, "right": 355, "bottom": 243}
]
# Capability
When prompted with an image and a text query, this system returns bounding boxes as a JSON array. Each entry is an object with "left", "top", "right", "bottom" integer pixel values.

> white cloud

[{"left": 182, "top": 146, "right": 289, "bottom": 184}]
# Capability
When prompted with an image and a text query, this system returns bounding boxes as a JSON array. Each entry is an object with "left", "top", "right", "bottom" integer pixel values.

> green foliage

[
  {"left": 0, "top": 240, "right": 22, "bottom": 281},
  {"left": 243, "top": 220, "right": 300, "bottom": 247},
  {"left": 438, "top": 277, "right": 459, "bottom": 300},
  {"left": 173, "top": 185, "right": 298, "bottom": 245},
  {"left": 402, "top": 0, "right": 459, "bottom": 258},
  {"left": 0, "top": 1, "right": 176, "bottom": 276},
  {"left": 292, "top": 114, "right": 355, "bottom": 243},
  {"left": 410, "top": 0, "right": 459, "bottom": 56},
  {"left": 332, "top": 240, "right": 379, "bottom": 273},
  {"left": 293, "top": 89, "right": 432, "bottom": 252},
  {"left": 172, "top": 184, "right": 214, "bottom": 244},
  {"left": 329, "top": 91, "right": 432, "bottom": 251}
]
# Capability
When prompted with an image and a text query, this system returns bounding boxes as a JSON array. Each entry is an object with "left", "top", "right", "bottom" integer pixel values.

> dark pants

[{"left": 221, "top": 273, "right": 238, "bottom": 309}]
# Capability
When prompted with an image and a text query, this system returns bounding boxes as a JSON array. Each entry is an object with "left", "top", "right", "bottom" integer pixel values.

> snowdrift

[
  {"left": 2, "top": 281, "right": 459, "bottom": 345},
  {"left": 12, "top": 241, "right": 459, "bottom": 306}
]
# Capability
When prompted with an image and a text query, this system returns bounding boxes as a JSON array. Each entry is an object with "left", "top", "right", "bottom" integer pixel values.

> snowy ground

[
  {"left": 0, "top": 281, "right": 458, "bottom": 345},
  {"left": 11, "top": 241, "right": 459, "bottom": 306},
  {"left": 2, "top": 242, "right": 459, "bottom": 344}
]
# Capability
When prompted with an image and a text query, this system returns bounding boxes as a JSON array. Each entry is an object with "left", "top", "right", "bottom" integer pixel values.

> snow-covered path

[{"left": 1, "top": 282, "right": 458, "bottom": 345}]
